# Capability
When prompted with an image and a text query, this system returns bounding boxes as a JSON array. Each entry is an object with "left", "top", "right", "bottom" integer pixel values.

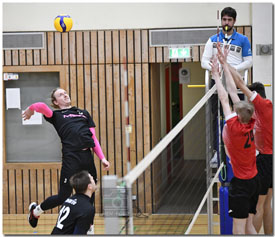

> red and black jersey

[
  {"left": 222, "top": 113, "right": 257, "bottom": 179},
  {"left": 250, "top": 92, "right": 273, "bottom": 155},
  {"left": 51, "top": 193, "right": 95, "bottom": 235},
  {"left": 44, "top": 107, "right": 96, "bottom": 152}
]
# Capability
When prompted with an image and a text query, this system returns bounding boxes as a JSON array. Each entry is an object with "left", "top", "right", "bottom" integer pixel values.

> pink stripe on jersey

[{"left": 63, "top": 114, "right": 87, "bottom": 119}]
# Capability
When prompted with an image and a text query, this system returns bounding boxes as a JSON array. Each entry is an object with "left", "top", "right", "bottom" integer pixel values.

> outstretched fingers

[
  {"left": 22, "top": 108, "right": 34, "bottom": 120},
  {"left": 210, "top": 55, "right": 219, "bottom": 75},
  {"left": 217, "top": 43, "right": 229, "bottom": 65}
]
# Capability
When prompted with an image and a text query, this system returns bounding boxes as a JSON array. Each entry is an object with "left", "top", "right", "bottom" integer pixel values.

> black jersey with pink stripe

[{"left": 44, "top": 107, "right": 96, "bottom": 152}]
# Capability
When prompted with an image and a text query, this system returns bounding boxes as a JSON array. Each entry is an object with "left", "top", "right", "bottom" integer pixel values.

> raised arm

[
  {"left": 217, "top": 45, "right": 240, "bottom": 104},
  {"left": 216, "top": 43, "right": 253, "bottom": 100},
  {"left": 89, "top": 127, "right": 110, "bottom": 171},
  {"left": 228, "top": 65, "right": 254, "bottom": 100},
  {"left": 218, "top": 44, "right": 253, "bottom": 99},
  {"left": 22, "top": 102, "right": 53, "bottom": 120},
  {"left": 210, "top": 56, "right": 232, "bottom": 118}
]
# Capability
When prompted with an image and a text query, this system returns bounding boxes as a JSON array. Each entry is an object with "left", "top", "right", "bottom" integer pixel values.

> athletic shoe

[
  {"left": 28, "top": 202, "right": 39, "bottom": 228},
  {"left": 87, "top": 224, "right": 94, "bottom": 235}
]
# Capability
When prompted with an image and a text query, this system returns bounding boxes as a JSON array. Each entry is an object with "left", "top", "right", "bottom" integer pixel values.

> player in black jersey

[
  {"left": 23, "top": 88, "right": 110, "bottom": 233},
  {"left": 51, "top": 170, "right": 96, "bottom": 235}
]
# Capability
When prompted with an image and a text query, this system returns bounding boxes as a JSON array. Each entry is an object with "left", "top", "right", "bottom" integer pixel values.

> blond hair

[
  {"left": 233, "top": 101, "right": 254, "bottom": 123},
  {"left": 50, "top": 87, "right": 61, "bottom": 109}
]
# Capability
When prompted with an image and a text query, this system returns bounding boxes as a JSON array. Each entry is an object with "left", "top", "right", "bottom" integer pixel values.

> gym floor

[{"left": 3, "top": 213, "right": 220, "bottom": 235}]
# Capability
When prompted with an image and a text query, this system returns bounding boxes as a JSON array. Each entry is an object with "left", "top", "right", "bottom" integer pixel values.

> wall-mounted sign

[
  {"left": 6, "top": 88, "right": 21, "bottom": 109},
  {"left": 4, "top": 73, "right": 19, "bottom": 81},
  {"left": 169, "top": 47, "right": 191, "bottom": 59},
  {"left": 22, "top": 111, "right": 42, "bottom": 125}
]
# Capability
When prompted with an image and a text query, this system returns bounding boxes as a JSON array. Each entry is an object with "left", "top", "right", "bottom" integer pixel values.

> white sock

[
  {"left": 33, "top": 205, "right": 44, "bottom": 217},
  {"left": 87, "top": 224, "right": 94, "bottom": 235}
]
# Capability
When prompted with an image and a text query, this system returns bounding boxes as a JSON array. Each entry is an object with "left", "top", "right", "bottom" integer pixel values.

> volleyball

[{"left": 54, "top": 14, "right": 73, "bottom": 32}]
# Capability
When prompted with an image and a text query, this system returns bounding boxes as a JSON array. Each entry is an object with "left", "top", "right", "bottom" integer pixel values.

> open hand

[
  {"left": 22, "top": 107, "right": 34, "bottom": 120},
  {"left": 209, "top": 55, "right": 220, "bottom": 77},
  {"left": 217, "top": 42, "right": 229, "bottom": 65}
]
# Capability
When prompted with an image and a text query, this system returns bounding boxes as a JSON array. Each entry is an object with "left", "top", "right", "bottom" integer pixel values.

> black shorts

[
  {"left": 61, "top": 149, "right": 98, "bottom": 187},
  {"left": 228, "top": 175, "right": 260, "bottom": 219},
  {"left": 256, "top": 153, "right": 273, "bottom": 195},
  {"left": 40, "top": 149, "right": 97, "bottom": 211}
]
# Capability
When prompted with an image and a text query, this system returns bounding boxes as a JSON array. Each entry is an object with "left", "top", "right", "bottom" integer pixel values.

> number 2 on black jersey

[
  {"left": 56, "top": 206, "right": 70, "bottom": 229},
  {"left": 244, "top": 130, "right": 254, "bottom": 149}
]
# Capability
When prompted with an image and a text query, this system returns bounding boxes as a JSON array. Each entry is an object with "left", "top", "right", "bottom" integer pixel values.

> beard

[{"left": 223, "top": 25, "right": 233, "bottom": 32}]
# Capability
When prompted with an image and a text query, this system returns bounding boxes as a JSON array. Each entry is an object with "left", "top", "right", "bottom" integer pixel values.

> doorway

[
  {"left": 152, "top": 62, "right": 207, "bottom": 214},
  {"left": 164, "top": 63, "right": 184, "bottom": 183}
]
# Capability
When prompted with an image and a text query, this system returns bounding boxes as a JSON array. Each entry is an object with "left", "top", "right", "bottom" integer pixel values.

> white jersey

[{"left": 201, "top": 29, "right": 252, "bottom": 74}]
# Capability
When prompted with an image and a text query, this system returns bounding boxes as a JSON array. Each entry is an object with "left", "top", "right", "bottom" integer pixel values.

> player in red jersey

[
  {"left": 211, "top": 49, "right": 259, "bottom": 234},
  {"left": 248, "top": 83, "right": 273, "bottom": 234},
  {"left": 217, "top": 49, "right": 273, "bottom": 234}
]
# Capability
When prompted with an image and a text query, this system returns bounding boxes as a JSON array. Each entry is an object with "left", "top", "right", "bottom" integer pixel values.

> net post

[
  {"left": 205, "top": 70, "right": 214, "bottom": 234},
  {"left": 185, "top": 162, "right": 224, "bottom": 235},
  {"left": 102, "top": 175, "right": 120, "bottom": 235},
  {"left": 244, "top": 69, "right": 248, "bottom": 100},
  {"left": 125, "top": 178, "right": 134, "bottom": 234},
  {"left": 207, "top": 186, "right": 214, "bottom": 234},
  {"left": 244, "top": 69, "right": 248, "bottom": 85},
  {"left": 123, "top": 57, "right": 131, "bottom": 174}
]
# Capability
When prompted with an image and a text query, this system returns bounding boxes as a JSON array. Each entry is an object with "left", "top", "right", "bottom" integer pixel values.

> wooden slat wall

[
  {"left": 3, "top": 26, "right": 251, "bottom": 214},
  {"left": 3, "top": 27, "right": 252, "bottom": 67},
  {"left": 3, "top": 168, "right": 61, "bottom": 214}
]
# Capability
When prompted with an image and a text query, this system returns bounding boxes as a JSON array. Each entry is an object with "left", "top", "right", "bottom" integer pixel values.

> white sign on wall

[
  {"left": 4, "top": 73, "right": 19, "bottom": 81},
  {"left": 22, "top": 111, "right": 42, "bottom": 125},
  {"left": 6, "top": 88, "right": 21, "bottom": 109}
]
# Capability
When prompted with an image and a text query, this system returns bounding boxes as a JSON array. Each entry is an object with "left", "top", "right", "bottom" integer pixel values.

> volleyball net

[
  {"left": 102, "top": 69, "right": 234, "bottom": 235},
  {"left": 120, "top": 73, "right": 225, "bottom": 235}
]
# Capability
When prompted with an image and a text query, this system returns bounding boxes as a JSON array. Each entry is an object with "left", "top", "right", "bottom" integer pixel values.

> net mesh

[{"left": 122, "top": 84, "right": 221, "bottom": 235}]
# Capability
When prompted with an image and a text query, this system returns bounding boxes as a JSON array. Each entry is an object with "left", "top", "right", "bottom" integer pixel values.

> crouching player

[{"left": 51, "top": 170, "right": 96, "bottom": 235}]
